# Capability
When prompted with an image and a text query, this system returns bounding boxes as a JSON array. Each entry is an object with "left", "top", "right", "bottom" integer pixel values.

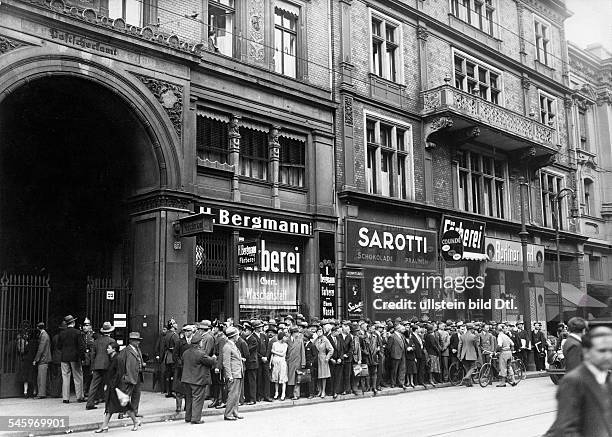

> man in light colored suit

[
  {"left": 33, "top": 322, "right": 51, "bottom": 399},
  {"left": 457, "top": 323, "right": 479, "bottom": 387},
  {"left": 222, "top": 327, "right": 244, "bottom": 421},
  {"left": 545, "top": 327, "right": 612, "bottom": 437}
]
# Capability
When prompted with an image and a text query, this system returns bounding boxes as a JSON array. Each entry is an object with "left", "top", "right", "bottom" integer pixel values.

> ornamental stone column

[
  {"left": 229, "top": 114, "right": 241, "bottom": 202},
  {"left": 269, "top": 125, "right": 281, "bottom": 208}
]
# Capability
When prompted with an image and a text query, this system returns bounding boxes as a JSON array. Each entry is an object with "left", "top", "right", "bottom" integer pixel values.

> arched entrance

[{"left": 0, "top": 53, "right": 183, "bottom": 395}]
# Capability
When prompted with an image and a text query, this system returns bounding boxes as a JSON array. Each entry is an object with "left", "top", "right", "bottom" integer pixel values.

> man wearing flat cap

[
  {"left": 181, "top": 332, "right": 216, "bottom": 424},
  {"left": 85, "top": 322, "right": 115, "bottom": 409},
  {"left": 58, "top": 314, "right": 86, "bottom": 403}
]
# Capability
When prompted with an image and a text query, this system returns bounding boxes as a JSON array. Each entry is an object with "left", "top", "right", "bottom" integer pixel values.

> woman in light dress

[
  {"left": 270, "top": 332, "right": 288, "bottom": 400},
  {"left": 314, "top": 326, "right": 333, "bottom": 398}
]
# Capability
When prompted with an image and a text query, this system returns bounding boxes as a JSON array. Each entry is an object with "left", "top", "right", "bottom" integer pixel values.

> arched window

[{"left": 584, "top": 178, "right": 594, "bottom": 216}]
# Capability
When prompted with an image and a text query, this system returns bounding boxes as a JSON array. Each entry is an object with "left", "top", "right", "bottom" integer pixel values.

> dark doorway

[
  {"left": 0, "top": 76, "right": 159, "bottom": 329},
  {"left": 197, "top": 280, "right": 226, "bottom": 322}
]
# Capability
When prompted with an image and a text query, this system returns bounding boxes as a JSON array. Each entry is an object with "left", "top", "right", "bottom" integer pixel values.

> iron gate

[
  {"left": 0, "top": 273, "right": 51, "bottom": 397},
  {"left": 86, "top": 277, "right": 131, "bottom": 346}
]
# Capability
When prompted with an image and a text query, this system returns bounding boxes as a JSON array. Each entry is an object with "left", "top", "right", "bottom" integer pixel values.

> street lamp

[
  {"left": 518, "top": 177, "right": 532, "bottom": 348},
  {"left": 551, "top": 188, "right": 575, "bottom": 325}
]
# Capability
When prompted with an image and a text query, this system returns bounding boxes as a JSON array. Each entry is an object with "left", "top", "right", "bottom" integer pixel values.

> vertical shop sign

[
  {"left": 319, "top": 233, "right": 336, "bottom": 318},
  {"left": 345, "top": 269, "right": 364, "bottom": 320}
]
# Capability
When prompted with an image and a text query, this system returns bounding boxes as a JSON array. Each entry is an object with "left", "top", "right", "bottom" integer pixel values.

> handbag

[
  {"left": 359, "top": 364, "right": 369, "bottom": 377},
  {"left": 352, "top": 364, "right": 362, "bottom": 377},
  {"left": 115, "top": 387, "right": 130, "bottom": 407},
  {"left": 296, "top": 369, "right": 311, "bottom": 384}
]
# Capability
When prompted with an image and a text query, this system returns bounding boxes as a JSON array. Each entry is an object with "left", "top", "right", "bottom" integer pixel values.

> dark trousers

[
  {"left": 342, "top": 361, "right": 352, "bottom": 393},
  {"left": 376, "top": 358, "right": 384, "bottom": 389},
  {"left": 331, "top": 363, "right": 343, "bottom": 395},
  {"left": 86, "top": 369, "right": 107, "bottom": 407},
  {"left": 534, "top": 351, "right": 546, "bottom": 370},
  {"left": 211, "top": 371, "right": 227, "bottom": 403},
  {"left": 164, "top": 363, "right": 175, "bottom": 395},
  {"left": 390, "top": 357, "right": 405, "bottom": 387},
  {"left": 129, "top": 381, "right": 141, "bottom": 414},
  {"left": 82, "top": 365, "right": 92, "bottom": 395},
  {"left": 257, "top": 361, "right": 270, "bottom": 400},
  {"left": 369, "top": 364, "right": 378, "bottom": 390},
  {"left": 304, "top": 366, "right": 317, "bottom": 396},
  {"left": 416, "top": 357, "right": 426, "bottom": 385},
  {"left": 245, "top": 368, "right": 257, "bottom": 402},
  {"left": 185, "top": 383, "right": 206, "bottom": 423},
  {"left": 519, "top": 350, "right": 529, "bottom": 367},
  {"left": 441, "top": 355, "right": 449, "bottom": 381}
]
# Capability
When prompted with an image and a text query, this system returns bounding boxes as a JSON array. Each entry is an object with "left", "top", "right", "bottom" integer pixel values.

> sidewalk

[{"left": 2, "top": 371, "right": 549, "bottom": 436}]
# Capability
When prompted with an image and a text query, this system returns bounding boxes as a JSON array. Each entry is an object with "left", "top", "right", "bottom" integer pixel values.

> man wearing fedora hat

[
  {"left": 85, "top": 322, "right": 115, "bottom": 410},
  {"left": 117, "top": 331, "right": 145, "bottom": 424},
  {"left": 57, "top": 314, "right": 86, "bottom": 403},
  {"left": 222, "top": 327, "right": 244, "bottom": 421},
  {"left": 181, "top": 332, "right": 216, "bottom": 424}
]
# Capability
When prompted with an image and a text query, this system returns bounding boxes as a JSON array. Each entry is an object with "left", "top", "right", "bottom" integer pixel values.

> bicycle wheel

[
  {"left": 471, "top": 361, "right": 482, "bottom": 384},
  {"left": 512, "top": 361, "right": 523, "bottom": 385},
  {"left": 479, "top": 363, "right": 492, "bottom": 387},
  {"left": 449, "top": 362, "right": 464, "bottom": 386}
]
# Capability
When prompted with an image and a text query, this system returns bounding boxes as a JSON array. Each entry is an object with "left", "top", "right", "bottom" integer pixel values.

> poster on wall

[
  {"left": 345, "top": 219, "right": 438, "bottom": 271},
  {"left": 441, "top": 215, "right": 487, "bottom": 261},
  {"left": 485, "top": 237, "right": 544, "bottom": 274},
  {"left": 319, "top": 233, "right": 336, "bottom": 319},
  {"left": 345, "top": 270, "right": 364, "bottom": 320}
]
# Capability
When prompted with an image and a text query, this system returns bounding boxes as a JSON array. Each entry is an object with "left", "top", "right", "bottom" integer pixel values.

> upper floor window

[
  {"left": 279, "top": 136, "right": 306, "bottom": 188},
  {"left": 450, "top": 0, "right": 495, "bottom": 36},
  {"left": 456, "top": 150, "right": 506, "bottom": 218},
  {"left": 454, "top": 53, "right": 501, "bottom": 104},
  {"left": 240, "top": 127, "right": 268, "bottom": 180},
  {"left": 534, "top": 18, "right": 551, "bottom": 66},
  {"left": 274, "top": 2, "right": 299, "bottom": 79},
  {"left": 584, "top": 178, "right": 594, "bottom": 216},
  {"left": 540, "top": 172, "right": 564, "bottom": 229},
  {"left": 589, "top": 256, "right": 603, "bottom": 281},
  {"left": 365, "top": 115, "right": 413, "bottom": 199},
  {"left": 208, "top": 0, "right": 235, "bottom": 57},
  {"left": 538, "top": 91, "right": 557, "bottom": 127},
  {"left": 196, "top": 115, "right": 229, "bottom": 164},
  {"left": 109, "top": 0, "right": 143, "bottom": 26},
  {"left": 370, "top": 13, "right": 401, "bottom": 83},
  {"left": 578, "top": 109, "right": 589, "bottom": 151}
]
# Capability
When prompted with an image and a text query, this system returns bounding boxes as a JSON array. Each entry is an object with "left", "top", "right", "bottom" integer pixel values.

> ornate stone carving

[
  {"left": 0, "top": 35, "right": 28, "bottom": 55},
  {"left": 521, "top": 76, "right": 532, "bottom": 91},
  {"left": 343, "top": 96, "right": 354, "bottom": 126},
  {"left": 518, "top": 0, "right": 567, "bottom": 25},
  {"left": 248, "top": 0, "right": 265, "bottom": 63},
  {"left": 228, "top": 114, "right": 241, "bottom": 153},
  {"left": 597, "top": 89, "right": 612, "bottom": 105},
  {"left": 268, "top": 125, "right": 281, "bottom": 160},
  {"left": 135, "top": 75, "right": 183, "bottom": 139},
  {"left": 424, "top": 117, "right": 453, "bottom": 149},
  {"left": 128, "top": 194, "right": 192, "bottom": 214},
  {"left": 416, "top": 26, "right": 429, "bottom": 41}
]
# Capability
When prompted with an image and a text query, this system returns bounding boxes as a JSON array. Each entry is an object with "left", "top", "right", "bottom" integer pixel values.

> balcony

[{"left": 421, "top": 85, "right": 558, "bottom": 157}]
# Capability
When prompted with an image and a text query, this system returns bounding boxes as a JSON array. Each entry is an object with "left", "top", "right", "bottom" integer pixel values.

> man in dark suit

[
  {"left": 252, "top": 321, "right": 271, "bottom": 402},
  {"left": 33, "top": 322, "right": 51, "bottom": 399},
  {"left": 545, "top": 327, "right": 612, "bottom": 437},
  {"left": 117, "top": 332, "right": 145, "bottom": 418},
  {"left": 411, "top": 324, "right": 426, "bottom": 387},
  {"left": 85, "top": 322, "right": 115, "bottom": 409},
  {"left": 327, "top": 324, "right": 344, "bottom": 398},
  {"left": 181, "top": 332, "right": 216, "bottom": 424},
  {"left": 516, "top": 322, "right": 531, "bottom": 368},
  {"left": 340, "top": 322, "right": 354, "bottom": 395},
  {"left": 386, "top": 324, "right": 406, "bottom": 389},
  {"left": 210, "top": 323, "right": 228, "bottom": 409},
  {"left": 57, "top": 314, "right": 86, "bottom": 403},
  {"left": 532, "top": 322, "right": 548, "bottom": 371},
  {"left": 563, "top": 317, "right": 588, "bottom": 372},
  {"left": 234, "top": 324, "right": 249, "bottom": 404},
  {"left": 243, "top": 323, "right": 258, "bottom": 404},
  {"left": 449, "top": 323, "right": 460, "bottom": 365}
]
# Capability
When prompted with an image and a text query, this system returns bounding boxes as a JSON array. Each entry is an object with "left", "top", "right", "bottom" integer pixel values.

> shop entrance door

[{"left": 196, "top": 280, "right": 227, "bottom": 322}]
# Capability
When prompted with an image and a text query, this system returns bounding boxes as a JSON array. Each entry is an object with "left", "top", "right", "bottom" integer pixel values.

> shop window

[
  {"left": 279, "top": 136, "right": 306, "bottom": 188},
  {"left": 450, "top": 0, "right": 495, "bottom": 36},
  {"left": 109, "top": 0, "right": 147, "bottom": 26},
  {"left": 195, "top": 232, "right": 229, "bottom": 279},
  {"left": 274, "top": 2, "right": 299, "bottom": 79},
  {"left": 364, "top": 115, "right": 413, "bottom": 200},
  {"left": 371, "top": 13, "right": 401, "bottom": 83},
  {"left": 454, "top": 52, "right": 501, "bottom": 104},
  {"left": 208, "top": 0, "right": 235, "bottom": 56},
  {"left": 534, "top": 18, "right": 551, "bottom": 66},
  {"left": 456, "top": 150, "right": 506, "bottom": 218},
  {"left": 540, "top": 172, "right": 565, "bottom": 229},
  {"left": 590, "top": 256, "right": 603, "bottom": 281},
  {"left": 239, "top": 127, "right": 268, "bottom": 180},
  {"left": 196, "top": 116, "right": 229, "bottom": 164},
  {"left": 578, "top": 109, "right": 589, "bottom": 151}
]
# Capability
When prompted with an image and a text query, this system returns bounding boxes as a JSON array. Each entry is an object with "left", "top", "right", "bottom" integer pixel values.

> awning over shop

[
  {"left": 544, "top": 282, "right": 608, "bottom": 308},
  {"left": 462, "top": 252, "right": 489, "bottom": 261}
]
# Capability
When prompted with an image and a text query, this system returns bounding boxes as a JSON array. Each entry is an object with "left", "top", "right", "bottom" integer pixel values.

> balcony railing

[{"left": 421, "top": 85, "right": 556, "bottom": 149}]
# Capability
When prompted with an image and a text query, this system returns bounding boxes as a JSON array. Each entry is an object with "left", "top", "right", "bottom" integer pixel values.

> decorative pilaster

[
  {"left": 521, "top": 74, "right": 532, "bottom": 117},
  {"left": 417, "top": 23, "right": 429, "bottom": 90},
  {"left": 229, "top": 115, "right": 241, "bottom": 202},
  {"left": 516, "top": 1, "right": 527, "bottom": 63},
  {"left": 268, "top": 125, "right": 281, "bottom": 209}
]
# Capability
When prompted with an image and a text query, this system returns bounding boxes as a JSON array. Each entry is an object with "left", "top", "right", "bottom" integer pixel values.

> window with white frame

[
  {"left": 454, "top": 53, "right": 501, "bottom": 104},
  {"left": 540, "top": 172, "right": 565, "bottom": 229},
  {"left": 208, "top": 0, "right": 235, "bottom": 57},
  {"left": 538, "top": 91, "right": 557, "bottom": 127},
  {"left": 456, "top": 150, "right": 507, "bottom": 218},
  {"left": 534, "top": 18, "right": 551, "bottom": 66},
  {"left": 450, "top": 0, "right": 495, "bottom": 36},
  {"left": 109, "top": 0, "right": 144, "bottom": 25},
  {"left": 365, "top": 116, "right": 412, "bottom": 199},
  {"left": 274, "top": 2, "right": 299, "bottom": 79},
  {"left": 371, "top": 13, "right": 400, "bottom": 83}
]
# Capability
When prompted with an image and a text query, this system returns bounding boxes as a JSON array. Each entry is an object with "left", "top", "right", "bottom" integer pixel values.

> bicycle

[
  {"left": 449, "top": 360, "right": 482, "bottom": 386},
  {"left": 479, "top": 352, "right": 520, "bottom": 387}
]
